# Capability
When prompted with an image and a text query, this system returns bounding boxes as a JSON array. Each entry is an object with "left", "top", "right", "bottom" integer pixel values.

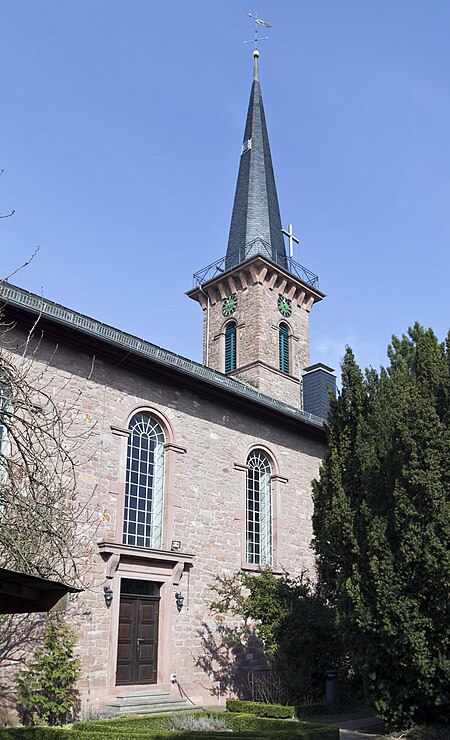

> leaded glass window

[
  {"left": 246, "top": 449, "right": 272, "bottom": 565},
  {"left": 123, "top": 413, "right": 165, "bottom": 549},
  {"left": 279, "top": 323, "right": 290, "bottom": 374},
  {"left": 225, "top": 322, "right": 237, "bottom": 373}
]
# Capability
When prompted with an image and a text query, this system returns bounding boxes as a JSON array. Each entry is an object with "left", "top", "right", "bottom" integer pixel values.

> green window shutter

[
  {"left": 279, "top": 324, "right": 290, "bottom": 374},
  {"left": 225, "top": 323, "right": 236, "bottom": 373}
]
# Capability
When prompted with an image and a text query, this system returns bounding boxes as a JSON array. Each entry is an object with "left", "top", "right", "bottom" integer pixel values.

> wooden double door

[{"left": 116, "top": 579, "right": 160, "bottom": 685}]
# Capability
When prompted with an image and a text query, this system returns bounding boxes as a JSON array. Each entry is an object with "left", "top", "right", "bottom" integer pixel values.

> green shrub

[
  {"left": 224, "top": 714, "right": 338, "bottom": 738},
  {"left": 73, "top": 712, "right": 201, "bottom": 732},
  {"left": 0, "top": 730, "right": 70, "bottom": 740},
  {"left": 15, "top": 614, "right": 81, "bottom": 727},
  {"left": 211, "top": 570, "right": 347, "bottom": 704},
  {"left": 225, "top": 713, "right": 299, "bottom": 732},
  {"left": 73, "top": 715, "right": 171, "bottom": 731},
  {"left": 226, "top": 699, "right": 295, "bottom": 718}
]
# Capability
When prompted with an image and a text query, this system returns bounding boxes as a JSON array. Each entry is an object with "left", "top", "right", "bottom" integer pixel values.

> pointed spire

[{"left": 225, "top": 50, "right": 287, "bottom": 271}]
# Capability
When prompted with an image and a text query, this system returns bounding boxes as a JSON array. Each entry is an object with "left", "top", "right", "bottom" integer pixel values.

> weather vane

[{"left": 245, "top": 11, "right": 273, "bottom": 50}]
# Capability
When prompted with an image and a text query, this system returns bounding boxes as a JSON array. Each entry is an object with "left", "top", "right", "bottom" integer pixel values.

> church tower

[{"left": 187, "top": 50, "right": 324, "bottom": 410}]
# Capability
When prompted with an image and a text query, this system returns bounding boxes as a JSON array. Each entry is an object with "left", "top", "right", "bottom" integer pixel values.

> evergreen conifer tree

[
  {"left": 312, "top": 324, "right": 450, "bottom": 728},
  {"left": 15, "top": 613, "right": 81, "bottom": 726}
]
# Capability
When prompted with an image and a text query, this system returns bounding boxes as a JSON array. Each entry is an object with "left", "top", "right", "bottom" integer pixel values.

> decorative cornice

[
  {"left": 271, "top": 474, "right": 289, "bottom": 484},
  {"left": 97, "top": 541, "right": 195, "bottom": 562},
  {"left": 164, "top": 442, "right": 187, "bottom": 455},
  {"left": 98, "top": 541, "right": 195, "bottom": 585},
  {"left": 233, "top": 462, "right": 249, "bottom": 472},
  {"left": 110, "top": 425, "right": 130, "bottom": 438},
  {"left": 188, "top": 255, "right": 323, "bottom": 312}
]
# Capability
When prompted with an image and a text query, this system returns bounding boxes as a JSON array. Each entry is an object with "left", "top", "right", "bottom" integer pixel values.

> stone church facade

[{"left": 1, "top": 50, "right": 333, "bottom": 714}]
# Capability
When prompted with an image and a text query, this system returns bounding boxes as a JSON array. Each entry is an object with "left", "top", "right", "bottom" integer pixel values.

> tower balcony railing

[{"left": 193, "top": 241, "right": 319, "bottom": 290}]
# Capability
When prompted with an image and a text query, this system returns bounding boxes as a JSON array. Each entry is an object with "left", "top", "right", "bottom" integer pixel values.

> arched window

[
  {"left": 246, "top": 449, "right": 272, "bottom": 565},
  {"left": 279, "top": 323, "right": 290, "bottom": 374},
  {"left": 224, "top": 322, "right": 237, "bottom": 373},
  {"left": 123, "top": 412, "right": 165, "bottom": 549}
]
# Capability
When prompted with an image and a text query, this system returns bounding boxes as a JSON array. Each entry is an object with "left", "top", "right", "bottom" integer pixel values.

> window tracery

[
  {"left": 246, "top": 449, "right": 272, "bottom": 565},
  {"left": 122, "top": 412, "right": 165, "bottom": 549}
]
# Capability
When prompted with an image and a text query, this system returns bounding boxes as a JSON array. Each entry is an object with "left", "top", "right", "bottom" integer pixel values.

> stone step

[
  {"left": 106, "top": 692, "right": 198, "bottom": 716},
  {"left": 114, "top": 693, "right": 174, "bottom": 706},
  {"left": 110, "top": 702, "right": 197, "bottom": 716},
  {"left": 109, "top": 698, "right": 192, "bottom": 710}
]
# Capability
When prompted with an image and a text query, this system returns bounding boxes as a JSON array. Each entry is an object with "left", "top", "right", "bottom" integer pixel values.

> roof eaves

[{"left": 0, "top": 283, "right": 326, "bottom": 433}]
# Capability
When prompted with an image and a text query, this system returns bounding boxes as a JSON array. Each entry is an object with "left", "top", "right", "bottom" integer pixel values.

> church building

[{"left": 0, "top": 50, "right": 334, "bottom": 714}]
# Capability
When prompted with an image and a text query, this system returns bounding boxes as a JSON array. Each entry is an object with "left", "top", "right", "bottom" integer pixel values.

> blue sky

[{"left": 2, "top": 1, "right": 449, "bottom": 377}]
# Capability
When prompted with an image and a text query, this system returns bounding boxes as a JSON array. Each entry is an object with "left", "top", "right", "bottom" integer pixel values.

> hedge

[
  {"left": 226, "top": 699, "right": 295, "bottom": 718},
  {"left": 0, "top": 713, "right": 339, "bottom": 740},
  {"left": 0, "top": 732, "right": 338, "bottom": 740},
  {"left": 0, "top": 732, "right": 276, "bottom": 740},
  {"left": 225, "top": 713, "right": 338, "bottom": 737},
  {"left": 73, "top": 713, "right": 176, "bottom": 731},
  {"left": 0, "top": 731, "right": 69, "bottom": 740}
]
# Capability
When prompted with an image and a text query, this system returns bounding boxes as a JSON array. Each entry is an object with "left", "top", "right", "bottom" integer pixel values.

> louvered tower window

[
  {"left": 279, "top": 323, "right": 290, "bottom": 374},
  {"left": 123, "top": 412, "right": 165, "bottom": 549},
  {"left": 224, "top": 322, "right": 237, "bottom": 373},
  {"left": 246, "top": 450, "right": 272, "bottom": 566}
]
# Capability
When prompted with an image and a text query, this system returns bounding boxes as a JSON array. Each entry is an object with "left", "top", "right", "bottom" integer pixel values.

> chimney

[{"left": 302, "top": 363, "right": 336, "bottom": 420}]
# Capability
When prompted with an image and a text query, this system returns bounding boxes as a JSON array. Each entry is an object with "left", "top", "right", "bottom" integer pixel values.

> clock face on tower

[
  {"left": 277, "top": 294, "right": 292, "bottom": 318},
  {"left": 222, "top": 294, "right": 237, "bottom": 317}
]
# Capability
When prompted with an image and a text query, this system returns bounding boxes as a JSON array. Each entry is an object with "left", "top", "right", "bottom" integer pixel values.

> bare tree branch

[
  {"left": 1, "top": 246, "right": 40, "bottom": 284},
  {"left": 0, "top": 169, "right": 16, "bottom": 219},
  {"left": 0, "top": 312, "right": 99, "bottom": 587}
]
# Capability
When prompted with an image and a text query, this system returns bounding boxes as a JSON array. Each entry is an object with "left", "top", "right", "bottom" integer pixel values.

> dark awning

[{"left": 0, "top": 568, "right": 82, "bottom": 614}]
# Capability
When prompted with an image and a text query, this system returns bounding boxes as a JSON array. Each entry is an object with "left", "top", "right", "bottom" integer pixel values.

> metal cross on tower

[{"left": 282, "top": 224, "right": 300, "bottom": 259}]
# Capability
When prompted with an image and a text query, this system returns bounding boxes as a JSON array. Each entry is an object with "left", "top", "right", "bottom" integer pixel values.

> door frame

[
  {"left": 99, "top": 542, "right": 195, "bottom": 693},
  {"left": 116, "top": 586, "right": 161, "bottom": 686},
  {"left": 106, "top": 568, "right": 171, "bottom": 691}
]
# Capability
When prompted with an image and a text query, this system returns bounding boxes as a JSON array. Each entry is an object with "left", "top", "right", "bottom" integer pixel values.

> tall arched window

[
  {"left": 279, "top": 323, "right": 290, "bottom": 374},
  {"left": 246, "top": 449, "right": 272, "bottom": 565},
  {"left": 123, "top": 412, "right": 165, "bottom": 549},
  {"left": 224, "top": 322, "right": 237, "bottom": 373}
]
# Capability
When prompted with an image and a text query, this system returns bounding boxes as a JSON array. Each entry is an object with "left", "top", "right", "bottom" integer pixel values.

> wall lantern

[
  {"left": 175, "top": 592, "right": 184, "bottom": 612},
  {"left": 103, "top": 584, "right": 113, "bottom": 607}
]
